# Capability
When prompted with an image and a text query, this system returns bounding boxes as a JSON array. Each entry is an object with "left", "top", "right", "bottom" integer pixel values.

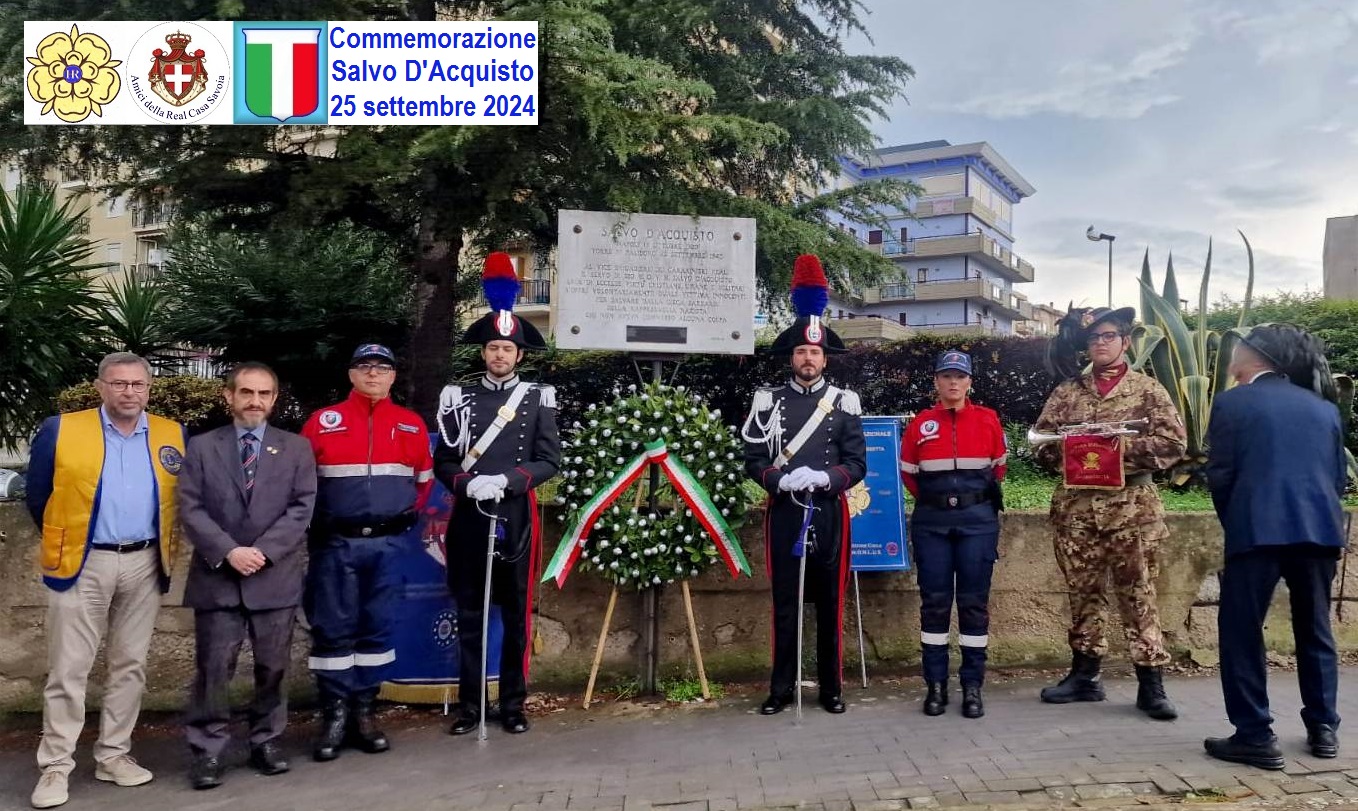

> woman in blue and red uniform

[{"left": 899, "top": 350, "right": 1007, "bottom": 719}]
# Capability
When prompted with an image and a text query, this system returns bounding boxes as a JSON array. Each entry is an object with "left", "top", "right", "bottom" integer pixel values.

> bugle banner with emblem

[
  {"left": 850, "top": 415, "right": 910, "bottom": 572},
  {"left": 1062, "top": 434, "right": 1125, "bottom": 490}
]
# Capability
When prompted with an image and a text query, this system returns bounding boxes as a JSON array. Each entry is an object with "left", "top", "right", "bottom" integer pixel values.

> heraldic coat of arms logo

[{"left": 148, "top": 31, "right": 208, "bottom": 106}]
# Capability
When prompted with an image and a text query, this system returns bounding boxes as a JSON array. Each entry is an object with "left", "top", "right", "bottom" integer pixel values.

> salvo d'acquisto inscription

[{"left": 555, "top": 210, "right": 756, "bottom": 355}]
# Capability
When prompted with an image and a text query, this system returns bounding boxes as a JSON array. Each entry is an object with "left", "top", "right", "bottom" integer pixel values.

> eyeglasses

[
  {"left": 351, "top": 363, "right": 395, "bottom": 374},
  {"left": 101, "top": 379, "right": 149, "bottom": 392},
  {"left": 1086, "top": 330, "right": 1124, "bottom": 345}
]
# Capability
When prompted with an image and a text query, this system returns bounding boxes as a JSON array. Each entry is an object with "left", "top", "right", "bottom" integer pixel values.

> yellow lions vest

[{"left": 40, "top": 409, "right": 184, "bottom": 591}]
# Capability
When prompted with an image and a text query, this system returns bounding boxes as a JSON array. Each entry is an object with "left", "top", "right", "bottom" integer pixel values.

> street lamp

[{"left": 1086, "top": 225, "right": 1115, "bottom": 308}]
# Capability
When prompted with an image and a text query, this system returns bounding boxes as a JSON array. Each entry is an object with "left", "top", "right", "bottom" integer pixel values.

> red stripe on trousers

[
  {"left": 292, "top": 42, "right": 318, "bottom": 115},
  {"left": 763, "top": 499, "right": 774, "bottom": 669},
  {"left": 524, "top": 490, "right": 541, "bottom": 680},
  {"left": 835, "top": 495, "right": 851, "bottom": 679}
]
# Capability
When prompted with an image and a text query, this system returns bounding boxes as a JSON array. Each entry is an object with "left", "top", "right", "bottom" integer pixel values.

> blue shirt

[{"left": 90, "top": 407, "right": 157, "bottom": 544}]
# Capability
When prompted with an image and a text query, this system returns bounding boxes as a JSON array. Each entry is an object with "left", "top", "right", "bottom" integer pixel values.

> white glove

[
  {"left": 467, "top": 474, "right": 508, "bottom": 501},
  {"left": 784, "top": 466, "right": 816, "bottom": 491},
  {"left": 805, "top": 470, "right": 830, "bottom": 490},
  {"left": 778, "top": 473, "right": 797, "bottom": 492}
]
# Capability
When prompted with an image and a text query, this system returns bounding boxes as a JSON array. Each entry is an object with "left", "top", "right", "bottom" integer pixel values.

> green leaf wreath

[{"left": 555, "top": 380, "right": 755, "bottom": 589}]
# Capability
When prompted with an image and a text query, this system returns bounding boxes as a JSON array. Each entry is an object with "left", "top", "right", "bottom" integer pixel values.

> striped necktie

[{"left": 241, "top": 432, "right": 258, "bottom": 497}]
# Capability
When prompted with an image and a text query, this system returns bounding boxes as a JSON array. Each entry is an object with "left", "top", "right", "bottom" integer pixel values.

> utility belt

[
  {"left": 916, "top": 492, "right": 991, "bottom": 510},
  {"left": 315, "top": 511, "right": 418, "bottom": 539}
]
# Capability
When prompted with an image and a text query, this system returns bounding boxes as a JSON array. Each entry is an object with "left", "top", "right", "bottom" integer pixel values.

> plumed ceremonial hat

[
  {"left": 461, "top": 252, "right": 548, "bottom": 350},
  {"left": 766, "top": 254, "right": 847, "bottom": 355}
]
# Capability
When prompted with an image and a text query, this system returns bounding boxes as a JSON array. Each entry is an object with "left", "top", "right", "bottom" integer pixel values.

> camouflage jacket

[{"left": 1034, "top": 369, "right": 1187, "bottom": 531}]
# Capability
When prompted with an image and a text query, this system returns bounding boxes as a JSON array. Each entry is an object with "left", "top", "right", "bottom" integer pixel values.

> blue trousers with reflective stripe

[
  {"left": 304, "top": 534, "right": 400, "bottom": 701},
  {"left": 911, "top": 519, "right": 998, "bottom": 686}
]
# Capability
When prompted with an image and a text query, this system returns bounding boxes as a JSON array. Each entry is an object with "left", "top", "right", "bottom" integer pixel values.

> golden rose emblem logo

[
  {"left": 1081, "top": 451, "right": 1103, "bottom": 470},
  {"left": 26, "top": 25, "right": 122, "bottom": 123},
  {"left": 846, "top": 481, "right": 871, "bottom": 517}
]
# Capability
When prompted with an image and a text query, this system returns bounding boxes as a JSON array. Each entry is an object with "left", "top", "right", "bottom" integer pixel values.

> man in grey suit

[{"left": 178, "top": 362, "right": 317, "bottom": 790}]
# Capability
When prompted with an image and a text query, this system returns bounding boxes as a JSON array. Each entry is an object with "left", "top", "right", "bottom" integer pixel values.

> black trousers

[
  {"left": 185, "top": 607, "right": 295, "bottom": 756},
  {"left": 1219, "top": 545, "right": 1341, "bottom": 743},
  {"left": 766, "top": 496, "right": 849, "bottom": 698},
  {"left": 448, "top": 505, "right": 538, "bottom": 715}
]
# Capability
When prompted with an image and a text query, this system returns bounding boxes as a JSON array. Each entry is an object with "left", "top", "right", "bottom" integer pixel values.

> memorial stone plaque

[{"left": 556, "top": 210, "right": 756, "bottom": 355}]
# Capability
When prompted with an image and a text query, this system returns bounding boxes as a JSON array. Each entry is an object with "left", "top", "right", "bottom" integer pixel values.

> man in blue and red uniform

[
  {"left": 899, "top": 351, "right": 1007, "bottom": 718},
  {"left": 301, "top": 343, "right": 433, "bottom": 762}
]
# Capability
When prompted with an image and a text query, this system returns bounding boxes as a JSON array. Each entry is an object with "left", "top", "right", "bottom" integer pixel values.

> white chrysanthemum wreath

[{"left": 548, "top": 380, "right": 753, "bottom": 590}]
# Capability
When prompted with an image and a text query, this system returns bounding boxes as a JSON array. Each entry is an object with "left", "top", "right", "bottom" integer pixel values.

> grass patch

[{"left": 659, "top": 676, "right": 725, "bottom": 703}]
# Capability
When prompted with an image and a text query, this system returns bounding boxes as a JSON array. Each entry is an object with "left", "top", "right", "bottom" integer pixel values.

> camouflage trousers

[{"left": 1052, "top": 522, "right": 1171, "bottom": 667}]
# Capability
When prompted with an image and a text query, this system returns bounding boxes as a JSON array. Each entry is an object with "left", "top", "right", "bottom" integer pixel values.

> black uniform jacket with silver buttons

[
  {"left": 433, "top": 374, "right": 562, "bottom": 556},
  {"left": 742, "top": 378, "right": 867, "bottom": 566}
]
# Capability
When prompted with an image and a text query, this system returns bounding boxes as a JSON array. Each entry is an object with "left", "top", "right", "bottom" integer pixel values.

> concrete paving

[{"left": 3, "top": 668, "right": 1358, "bottom": 810}]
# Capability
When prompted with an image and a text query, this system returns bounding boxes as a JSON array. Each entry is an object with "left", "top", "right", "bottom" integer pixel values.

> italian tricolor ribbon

[{"left": 543, "top": 440, "right": 751, "bottom": 587}]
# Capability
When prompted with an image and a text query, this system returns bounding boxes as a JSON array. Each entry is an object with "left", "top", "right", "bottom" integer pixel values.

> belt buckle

[
  {"left": 360, "top": 527, "right": 373, "bottom": 537},
  {"left": 947, "top": 496, "right": 959, "bottom": 507},
  {"left": 497, "top": 405, "right": 516, "bottom": 421}
]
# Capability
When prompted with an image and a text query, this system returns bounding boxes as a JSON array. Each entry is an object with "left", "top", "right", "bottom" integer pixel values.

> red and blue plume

[
  {"left": 790, "top": 254, "right": 829, "bottom": 318},
  {"left": 482, "top": 252, "right": 520, "bottom": 312}
]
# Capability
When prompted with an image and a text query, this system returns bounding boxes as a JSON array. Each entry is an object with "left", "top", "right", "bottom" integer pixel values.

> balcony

[
  {"left": 913, "top": 196, "right": 1009, "bottom": 233},
  {"left": 128, "top": 263, "right": 161, "bottom": 281},
  {"left": 863, "top": 278, "right": 1030, "bottom": 320},
  {"left": 910, "top": 322, "right": 1007, "bottom": 337},
  {"left": 131, "top": 203, "right": 175, "bottom": 234},
  {"left": 870, "top": 232, "right": 1035, "bottom": 283},
  {"left": 481, "top": 278, "right": 551, "bottom": 308}
]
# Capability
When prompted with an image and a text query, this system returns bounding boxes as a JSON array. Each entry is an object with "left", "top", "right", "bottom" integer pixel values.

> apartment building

[{"left": 825, "top": 140, "right": 1039, "bottom": 336}]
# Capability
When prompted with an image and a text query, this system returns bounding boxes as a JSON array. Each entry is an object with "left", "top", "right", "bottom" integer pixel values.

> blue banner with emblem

[
  {"left": 381, "top": 436, "right": 504, "bottom": 702},
  {"left": 850, "top": 415, "right": 910, "bottom": 571}
]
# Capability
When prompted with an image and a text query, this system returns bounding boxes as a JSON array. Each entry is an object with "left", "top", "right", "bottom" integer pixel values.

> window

[
  {"left": 899, "top": 226, "right": 909, "bottom": 243},
  {"left": 867, "top": 230, "right": 882, "bottom": 245},
  {"left": 106, "top": 195, "right": 127, "bottom": 218},
  {"left": 848, "top": 227, "right": 856, "bottom": 238},
  {"left": 2, "top": 165, "right": 18, "bottom": 191},
  {"left": 982, "top": 305, "right": 991, "bottom": 317},
  {"left": 917, "top": 268, "right": 928, "bottom": 283},
  {"left": 898, "top": 313, "right": 907, "bottom": 325},
  {"left": 917, "top": 173, "right": 964, "bottom": 198},
  {"left": 106, "top": 242, "right": 122, "bottom": 268}
]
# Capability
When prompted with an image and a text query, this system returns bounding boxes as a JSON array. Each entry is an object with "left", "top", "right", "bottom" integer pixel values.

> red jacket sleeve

[
  {"left": 899, "top": 416, "right": 921, "bottom": 498},
  {"left": 990, "top": 410, "right": 1008, "bottom": 482}
]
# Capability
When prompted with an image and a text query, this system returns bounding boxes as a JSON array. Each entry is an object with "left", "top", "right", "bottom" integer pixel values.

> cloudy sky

[{"left": 847, "top": 0, "right": 1358, "bottom": 311}]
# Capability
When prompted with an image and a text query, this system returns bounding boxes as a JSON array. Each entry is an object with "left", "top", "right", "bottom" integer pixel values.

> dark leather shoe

[
  {"left": 1204, "top": 735, "right": 1285, "bottom": 770},
  {"left": 448, "top": 706, "right": 480, "bottom": 736},
  {"left": 961, "top": 684, "right": 984, "bottom": 719},
  {"left": 189, "top": 754, "right": 223, "bottom": 790},
  {"left": 759, "top": 693, "right": 794, "bottom": 715},
  {"left": 249, "top": 741, "right": 290, "bottom": 776},
  {"left": 818, "top": 693, "right": 846, "bottom": 714},
  {"left": 1308, "top": 724, "right": 1339, "bottom": 758},
  {"left": 502, "top": 710, "right": 530, "bottom": 734}
]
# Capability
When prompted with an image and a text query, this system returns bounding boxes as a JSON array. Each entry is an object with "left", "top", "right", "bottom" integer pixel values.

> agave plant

[{"left": 1128, "top": 232, "right": 1255, "bottom": 485}]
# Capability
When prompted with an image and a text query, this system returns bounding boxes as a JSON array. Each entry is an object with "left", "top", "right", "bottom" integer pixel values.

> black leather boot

[
  {"left": 923, "top": 681, "right": 947, "bottom": 716},
  {"left": 345, "top": 695, "right": 391, "bottom": 753},
  {"left": 1134, "top": 665, "right": 1178, "bottom": 720},
  {"left": 312, "top": 699, "right": 348, "bottom": 762},
  {"left": 1040, "top": 652, "right": 1106, "bottom": 703},
  {"left": 961, "top": 684, "right": 984, "bottom": 719}
]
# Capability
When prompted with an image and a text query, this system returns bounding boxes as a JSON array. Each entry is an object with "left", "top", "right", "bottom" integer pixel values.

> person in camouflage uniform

[{"left": 1033, "top": 306, "right": 1187, "bottom": 720}]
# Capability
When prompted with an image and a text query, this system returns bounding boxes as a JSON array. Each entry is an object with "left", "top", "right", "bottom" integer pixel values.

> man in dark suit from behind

[
  {"left": 1204, "top": 324, "right": 1349, "bottom": 770},
  {"left": 178, "top": 362, "right": 317, "bottom": 789}
]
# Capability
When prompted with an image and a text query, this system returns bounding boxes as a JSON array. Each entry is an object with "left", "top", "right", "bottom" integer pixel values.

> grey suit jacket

[{"left": 178, "top": 424, "right": 317, "bottom": 611}]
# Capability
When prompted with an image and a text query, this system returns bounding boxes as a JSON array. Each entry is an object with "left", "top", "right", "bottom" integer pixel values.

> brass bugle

[{"left": 1026, "top": 418, "right": 1149, "bottom": 446}]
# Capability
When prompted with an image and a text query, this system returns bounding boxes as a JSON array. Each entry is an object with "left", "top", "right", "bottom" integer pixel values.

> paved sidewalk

[{"left": 3, "top": 668, "right": 1358, "bottom": 811}]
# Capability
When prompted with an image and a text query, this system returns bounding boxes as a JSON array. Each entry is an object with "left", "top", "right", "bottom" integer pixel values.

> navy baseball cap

[
  {"left": 934, "top": 350, "right": 973, "bottom": 375},
  {"left": 350, "top": 343, "right": 396, "bottom": 365}
]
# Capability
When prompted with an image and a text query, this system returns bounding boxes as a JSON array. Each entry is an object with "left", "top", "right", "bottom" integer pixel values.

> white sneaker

[
  {"left": 30, "top": 770, "right": 68, "bottom": 809},
  {"left": 94, "top": 755, "right": 153, "bottom": 787}
]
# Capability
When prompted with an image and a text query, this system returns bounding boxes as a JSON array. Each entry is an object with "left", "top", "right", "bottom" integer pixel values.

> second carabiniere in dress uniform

[{"left": 435, "top": 253, "right": 561, "bottom": 737}]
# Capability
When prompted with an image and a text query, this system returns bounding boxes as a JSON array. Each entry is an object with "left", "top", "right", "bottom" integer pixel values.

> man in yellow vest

[{"left": 23, "top": 352, "right": 186, "bottom": 810}]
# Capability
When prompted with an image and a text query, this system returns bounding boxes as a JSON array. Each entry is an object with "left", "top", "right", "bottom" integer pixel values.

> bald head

[{"left": 1229, "top": 342, "right": 1276, "bottom": 385}]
